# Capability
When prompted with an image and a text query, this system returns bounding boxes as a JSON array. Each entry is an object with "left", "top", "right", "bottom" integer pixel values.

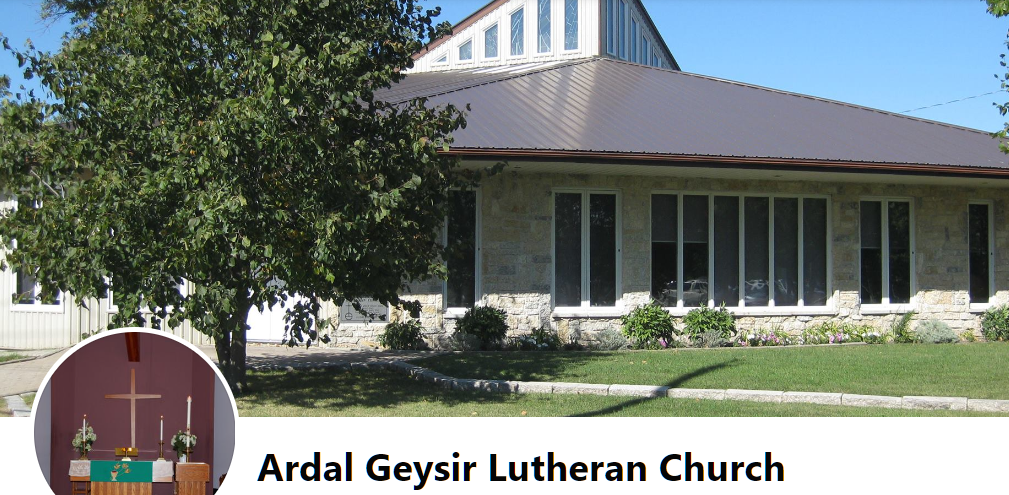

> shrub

[
  {"left": 592, "top": 328, "right": 629, "bottom": 351},
  {"left": 448, "top": 331, "right": 481, "bottom": 351},
  {"left": 960, "top": 330, "right": 978, "bottom": 343},
  {"left": 377, "top": 319, "right": 426, "bottom": 350},
  {"left": 981, "top": 305, "right": 1009, "bottom": 342},
  {"left": 682, "top": 305, "right": 735, "bottom": 340},
  {"left": 620, "top": 302, "right": 676, "bottom": 349},
  {"left": 694, "top": 330, "right": 730, "bottom": 348},
  {"left": 455, "top": 306, "right": 509, "bottom": 350},
  {"left": 914, "top": 319, "right": 958, "bottom": 344},
  {"left": 890, "top": 312, "right": 916, "bottom": 344},
  {"left": 513, "top": 326, "right": 562, "bottom": 351}
]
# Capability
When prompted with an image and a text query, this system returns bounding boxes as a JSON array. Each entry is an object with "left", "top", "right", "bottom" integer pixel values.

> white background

[{"left": 3, "top": 416, "right": 1006, "bottom": 494}]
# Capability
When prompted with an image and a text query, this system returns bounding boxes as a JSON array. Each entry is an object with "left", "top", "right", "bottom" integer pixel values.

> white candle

[
  {"left": 82, "top": 415, "right": 86, "bottom": 448},
  {"left": 186, "top": 396, "right": 191, "bottom": 429},
  {"left": 160, "top": 416, "right": 163, "bottom": 441}
]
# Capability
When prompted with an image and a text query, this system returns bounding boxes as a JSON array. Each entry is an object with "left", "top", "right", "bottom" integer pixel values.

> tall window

[
  {"left": 969, "top": 202, "right": 994, "bottom": 305},
  {"left": 630, "top": 19, "right": 638, "bottom": 62},
  {"left": 485, "top": 24, "right": 498, "bottom": 58},
  {"left": 860, "top": 200, "right": 912, "bottom": 305},
  {"left": 618, "top": 1, "right": 626, "bottom": 59},
  {"left": 642, "top": 37, "right": 650, "bottom": 65},
  {"left": 538, "top": 0, "right": 551, "bottom": 53},
  {"left": 651, "top": 193, "right": 829, "bottom": 308},
  {"left": 555, "top": 191, "right": 619, "bottom": 308},
  {"left": 564, "top": 0, "right": 578, "bottom": 50},
  {"left": 446, "top": 190, "right": 478, "bottom": 309},
  {"left": 606, "top": 0, "right": 614, "bottom": 54},
  {"left": 458, "top": 39, "right": 472, "bottom": 61},
  {"left": 511, "top": 8, "right": 525, "bottom": 56}
]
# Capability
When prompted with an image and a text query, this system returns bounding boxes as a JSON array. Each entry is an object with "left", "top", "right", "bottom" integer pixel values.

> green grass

[
  {"left": 0, "top": 352, "right": 27, "bottom": 363},
  {"left": 236, "top": 368, "right": 1003, "bottom": 417},
  {"left": 22, "top": 393, "right": 35, "bottom": 408},
  {"left": 411, "top": 343, "right": 1009, "bottom": 399}
]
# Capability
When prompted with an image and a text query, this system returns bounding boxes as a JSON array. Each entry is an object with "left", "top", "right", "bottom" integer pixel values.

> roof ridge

[
  {"left": 388, "top": 58, "right": 597, "bottom": 104},
  {"left": 594, "top": 57, "right": 996, "bottom": 137}
]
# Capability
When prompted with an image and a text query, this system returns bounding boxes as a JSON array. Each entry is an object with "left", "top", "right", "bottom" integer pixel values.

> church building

[{"left": 1, "top": 0, "right": 1007, "bottom": 348}]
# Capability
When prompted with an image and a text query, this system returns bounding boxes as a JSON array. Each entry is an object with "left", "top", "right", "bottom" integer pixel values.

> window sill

[
  {"left": 859, "top": 304, "right": 917, "bottom": 315},
  {"left": 968, "top": 304, "right": 992, "bottom": 314},
  {"left": 12, "top": 303, "right": 65, "bottom": 314},
  {"left": 662, "top": 307, "right": 838, "bottom": 317},
  {"left": 552, "top": 307, "right": 624, "bottom": 318},
  {"left": 443, "top": 308, "right": 470, "bottom": 319}
]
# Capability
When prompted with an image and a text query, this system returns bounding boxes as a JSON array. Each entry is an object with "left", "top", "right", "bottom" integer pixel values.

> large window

[
  {"left": 651, "top": 193, "right": 829, "bottom": 309},
  {"left": 510, "top": 8, "right": 524, "bottom": 56},
  {"left": 969, "top": 202, "right": 994, "bottom": 306},
  {"left": 555, "top": 191, "right": 619, "bottom": 308},
  {"left": 564, "top": 0, "right": 578, "bottom": 50},
  {"left": 446, "top": 190, "right": 479, "bottom": 309},
  {"left": 458, "top": 39, "right": 472, "bottom": 61},
  {"left": 484, "top": 24, "right": 498, "bottom": 58},
  {"left": 860, "top": 199, "right": 912, "bottom": 305},
  {"left": 537, "top": 0, "right": 551, "bottom": 53}
]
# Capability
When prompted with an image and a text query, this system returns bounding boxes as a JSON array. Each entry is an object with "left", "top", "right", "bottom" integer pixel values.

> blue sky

[{"left": 3, "top": 1, "right": 1009, "bottom": 131}]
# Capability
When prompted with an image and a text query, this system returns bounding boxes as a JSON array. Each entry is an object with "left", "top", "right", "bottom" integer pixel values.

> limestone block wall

[{"left": 331, "top": 170, "right": 1009, "bottom": 346}]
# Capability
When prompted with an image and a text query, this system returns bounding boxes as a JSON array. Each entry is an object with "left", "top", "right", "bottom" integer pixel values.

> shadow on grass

[
  {"left": 411, "top": 351, "right": 625, "bottom": 382},
  {"left": 569, "top": 360, "right": 739, "bottom": 417},
  {"left": 240, "top": 368, "right": 522, "bottom": 413}
]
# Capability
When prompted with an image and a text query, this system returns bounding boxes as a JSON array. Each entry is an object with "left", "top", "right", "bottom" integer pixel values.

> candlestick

[{"left": 186, "top": 396, "right": 191, "bottom": 429}]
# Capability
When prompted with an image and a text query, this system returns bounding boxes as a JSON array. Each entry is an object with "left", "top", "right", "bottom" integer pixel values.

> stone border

[{"left": 247, "top": 359, "right": 1009, "bottom": 413}]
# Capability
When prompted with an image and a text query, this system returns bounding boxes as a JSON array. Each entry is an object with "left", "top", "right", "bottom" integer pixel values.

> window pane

[
  {"left": 511, "top": 8, "right": 524, "bottom": 56},
  {"left": 446, "top": 191, "right": 476, "bottom": 308},
  {"left": 969, "top": 204, "right": 991, "bottom": 304},
  {"left": 803, "top": 198, "right": 828, "bottom": 306},
  {"left": 618, "top": 1, "right": 626, "bottom": 59},
  {"left": 458, "top": 40, "right": 472, "bottom": 61},
  {"left": 888, "top": 201, "right": 911, "bottom": 304},
  {"left": 606, "top": 0, "right": 613, "bottom": 54},
  {"left": 538, "top": 0, "right": 551, "bottom": 52},
  {"left": 651, "top": 194, "right": 677, "bottom": 306},
  {"left": 485, "top": 24, "right": 498, "bottom": 58},
  {"left": 683, "top": 195, "right": 708, "bottom": 307},
  {"left": 774, "top": 198, "right": 799, "bottom": 306},
  {"left": 714, "top": 196, "right": 739, "bottom": 307},
  {"left": 555, "top": 193, "right": 581, "bottom": 306},
  {"left": 564, "top": 0, "right": 578, "bottom": 50},
  {"left": 630, "top": 20, "right": 638, "bottom": 62},
  {"left": 744, "top": 197, "right": 769, "bottom": 306},
  {"left": 589, "top": 194, "right": 616, "bottom": 306},
  {"left": 15, "top": 270, "right": 35, "bottom": 304},
  {"left": 860, "top": 201, "right": 882, "bottom": 304}
]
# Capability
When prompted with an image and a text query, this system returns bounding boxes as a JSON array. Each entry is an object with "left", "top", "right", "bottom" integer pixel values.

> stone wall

[{"left": 327, "top": 170, "right": 1009, "bottom": 346}]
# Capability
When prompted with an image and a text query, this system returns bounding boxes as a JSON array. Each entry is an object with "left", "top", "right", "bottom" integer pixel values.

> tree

[
  {"left": 0, "top": 0, "right": 478, "bottom": 392},
  {"left": 989, "top": 0, "right": 1009, "bottom": 149}
]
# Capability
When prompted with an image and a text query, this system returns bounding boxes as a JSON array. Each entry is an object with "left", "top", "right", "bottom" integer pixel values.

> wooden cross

[{"left": 105, "top": 368, "right": 161, "bottom": 448}]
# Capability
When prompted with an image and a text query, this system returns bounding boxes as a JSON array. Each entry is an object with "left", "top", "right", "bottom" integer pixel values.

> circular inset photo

[{"left": 33, "top": 329, "right": 236, "bottom": 495}]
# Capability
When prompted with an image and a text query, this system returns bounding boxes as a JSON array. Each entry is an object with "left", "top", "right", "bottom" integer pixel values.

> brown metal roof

[{"left": 376, "top": 57, "right": 1009, "bottom": 173}]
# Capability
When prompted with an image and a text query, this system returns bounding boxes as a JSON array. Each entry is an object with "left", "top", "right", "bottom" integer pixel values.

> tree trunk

[{"left": 215, "top": 328, "right": 233, "bottom": 391}]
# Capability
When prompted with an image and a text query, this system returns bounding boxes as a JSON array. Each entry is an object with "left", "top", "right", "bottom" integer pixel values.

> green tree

[
  {"left": 0, "top": 0, "right": 476, "bottom": 392},
  {"left": 989, "top": 0, "right": 1009, "bottom": 148}
]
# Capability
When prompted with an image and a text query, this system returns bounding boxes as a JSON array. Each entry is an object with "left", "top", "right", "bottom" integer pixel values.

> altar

[{"left": 68, "top": 459, "right": 209, "bottom": 495}]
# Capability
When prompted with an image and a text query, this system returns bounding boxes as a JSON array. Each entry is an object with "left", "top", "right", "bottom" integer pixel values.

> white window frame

[
  {"left": 968, "top": 200, "right": 995, "bottom": 312},
  {"left": 858, "top": 197, "right": 916, "bottom": 314},
  {"left": 483, "top": 23, "right": 500, "bottom": 60},
  {"left": 11, "top": 266, "right": 65, "bottom": 314},
  {"left": 563, "top": 0, "right": 579, "bottom": 52},
  {"left": 443, "top": 189, "right": 482, "bottom": 317},
  {"left": 508, "top": 6, "right": 526, "bottom": 58},
  {"left": 649, "top": 190, "right": 835, "bottom": 317},
  {"left": 457, "top": 37, "right": 474, "bottom": 64},
  {"left": 551, "top": 188, "right": 623, "bottom": 317}
]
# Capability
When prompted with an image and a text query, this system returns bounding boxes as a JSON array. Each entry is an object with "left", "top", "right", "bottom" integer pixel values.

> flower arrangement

[
  {"left": 71, "top": 426, "right": 96, "bottom": 459},
  {"left": 171, "top": 430, "right": 197, "bottom": 460}
]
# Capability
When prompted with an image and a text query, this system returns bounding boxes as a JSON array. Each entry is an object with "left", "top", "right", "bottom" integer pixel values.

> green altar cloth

[{"left": 89, "top": 460, "right": 154, "bottom": 482}]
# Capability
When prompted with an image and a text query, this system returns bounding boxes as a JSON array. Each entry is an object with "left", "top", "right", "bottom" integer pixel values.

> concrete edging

[{"left": 372, "top": 360, "right": 1009, "bottom": 413}]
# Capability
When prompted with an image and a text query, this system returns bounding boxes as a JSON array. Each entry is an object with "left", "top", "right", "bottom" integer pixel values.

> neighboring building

[{"left": 3, "top": 0, "right": 1007, "bottom": 349}]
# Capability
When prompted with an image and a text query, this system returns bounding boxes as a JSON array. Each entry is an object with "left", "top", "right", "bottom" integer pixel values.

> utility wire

[{"left": 899, "top": 90, "right": 1006, "bottom": 114}]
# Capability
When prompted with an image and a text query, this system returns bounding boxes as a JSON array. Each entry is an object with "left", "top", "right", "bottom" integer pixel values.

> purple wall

[{"left": 49, "top": 333, "right": 215, "bottom": 495}]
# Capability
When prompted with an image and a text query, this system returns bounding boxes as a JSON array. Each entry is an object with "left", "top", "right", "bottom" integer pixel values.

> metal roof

[{"left": 376, "top": 57, "right": 1009, "bottom": 173}]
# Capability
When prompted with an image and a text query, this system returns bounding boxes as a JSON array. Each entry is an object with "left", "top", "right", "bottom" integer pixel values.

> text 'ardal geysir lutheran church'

[{"left": 2, "top": 0, "right": 1008, "bottom": 349}]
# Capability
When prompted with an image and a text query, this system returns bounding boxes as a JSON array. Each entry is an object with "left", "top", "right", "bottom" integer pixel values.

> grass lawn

[
  {"left": 411, "top": 343, "right": 1009, "bottom": 399},
  {"left": 22, "top": 393, "right": 35, "bottom": 408},
  {"left": 0, "top": 352, "right": 27, "bottom": 364},
  {"left": 236, "top": 368, "right": 1004, "bottom": 417}
]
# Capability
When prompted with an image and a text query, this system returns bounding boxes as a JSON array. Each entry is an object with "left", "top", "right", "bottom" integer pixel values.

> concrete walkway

[
  {"left": 3, "top": 394, "right": 31, "bottom": 417},
  {"left": 0, "top": 349, "right": 68, "bottom": 396},
  {"left": 196, "top": 345, "right": 438, "bottom": 369}
]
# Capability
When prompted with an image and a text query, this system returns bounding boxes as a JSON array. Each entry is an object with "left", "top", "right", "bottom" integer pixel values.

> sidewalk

[
  {"left": 197, "top": 345, "right": 438, "bottom": 369},
  {"left": 0, "top": 349, "right": 68, "bottom": 396}
]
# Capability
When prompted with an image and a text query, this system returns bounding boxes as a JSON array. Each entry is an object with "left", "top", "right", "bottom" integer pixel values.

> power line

[{"left": 899, "top": 90, "right": 1006, "bottom": 114}]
